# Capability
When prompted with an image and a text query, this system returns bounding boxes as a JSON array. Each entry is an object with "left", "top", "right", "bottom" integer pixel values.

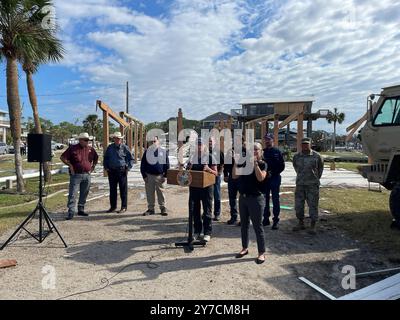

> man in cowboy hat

[
  {"left": 61, "top": 132, "right": 99, "bottom": 220},
  {"left": 103, "top": 131, "right": 134, "bottom": 213}
]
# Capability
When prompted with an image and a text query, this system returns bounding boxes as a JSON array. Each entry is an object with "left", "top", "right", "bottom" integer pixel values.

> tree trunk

[
  {"left": 26, "top": 72, "right": 42, "bottom": 134},
  {"left": 6, "top": 57, "right": 25, "bottom": 193},
  {"left": 333, "top": 121, "right": 337, "bottom": 153},
  {"left": 26, "top": 71, "right": 52, "bottom": 182}
]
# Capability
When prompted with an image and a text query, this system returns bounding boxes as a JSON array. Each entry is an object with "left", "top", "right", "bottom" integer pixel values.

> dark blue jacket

[
  {"left": 263, "top": 147, "right": 285, "bottom": 177},
  {"left": 140, "top": 147, "right": 170, "bottom": 178},
  {"left": 103, "top": 143, "right": 134, "bottom": 171}
]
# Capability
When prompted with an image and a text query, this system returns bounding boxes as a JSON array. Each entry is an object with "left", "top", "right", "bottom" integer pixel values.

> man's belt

[
  {"left": 241, "top": 193, "right": 262, "bottom": 198},
  {"left": 109, "top": 166, "right": 126, "bottom": 171}
]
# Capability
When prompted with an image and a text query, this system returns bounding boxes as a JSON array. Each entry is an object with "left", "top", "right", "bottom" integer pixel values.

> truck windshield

[{"left": 373, "top": 97, "right": 400, "bottom": 126}]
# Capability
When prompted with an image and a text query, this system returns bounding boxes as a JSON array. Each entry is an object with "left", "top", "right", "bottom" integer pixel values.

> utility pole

[{"left": 126, "top": 81, "right": 129, "bottom": 114}]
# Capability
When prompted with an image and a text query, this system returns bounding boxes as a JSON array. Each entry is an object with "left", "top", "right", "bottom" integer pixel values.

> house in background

[
  {"left": 231, "top": 97, "right": 330, "bottom": 137},
  {"left": 0, "top": 109, "right": 10, "bottom": 143},
  {"left": 201, "top": 112, "right": 239, "bottom": 130}
]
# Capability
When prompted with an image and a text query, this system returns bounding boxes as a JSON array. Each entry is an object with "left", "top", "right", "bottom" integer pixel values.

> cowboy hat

[
  {"left": 78, "top": 132, "right": 90, "bottom": 140},
  {"left": 111, "top": 132, "right": 123, "bottom": 139}
]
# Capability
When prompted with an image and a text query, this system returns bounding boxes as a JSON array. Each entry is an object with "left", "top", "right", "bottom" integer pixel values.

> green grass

[
  {"left": 320, "top": 188, "right": 400, "bottom": 259},
  {"left": 0, "top": 193, "right": 66, "bottom": 236},
  {"left": 25, "top": 173, "right": 70, "bottom": 193},
  {"left": 320, "top": 151, "right": 366, "bottom": 157},
  {"left": 334, "top": 162, "right": 363, "bottom": 172},
  {"left": 0, "top": 193, "right": 37, "bottom": 207},
  {"left": 0, "top": 150, "right": 65, "bottom": 177},
  {"left": 0, "top": 173, "right": 69, "bottom": 207}
]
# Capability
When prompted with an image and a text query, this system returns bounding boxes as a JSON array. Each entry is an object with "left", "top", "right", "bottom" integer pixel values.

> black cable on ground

[{"left": 56, "top": 239, "right": 180, "bottom": 300}]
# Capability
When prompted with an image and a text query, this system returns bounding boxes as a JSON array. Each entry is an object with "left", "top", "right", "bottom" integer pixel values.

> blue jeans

[
  {"left": 67, "top": 173, "right": 91, "bottom": 216},
  {"left": 228, "top": 178, "right": 239, "bottom": 220},
  {"left": 264, "top": 175, "right": 281, "bottom": 223},
  {"left": 213, "top": 175, "right": 221, "bottom": 217}
]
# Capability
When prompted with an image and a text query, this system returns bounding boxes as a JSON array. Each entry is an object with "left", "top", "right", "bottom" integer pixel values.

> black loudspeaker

[{"left": 27, "top": 134, "right": 52, "bottom": 163}]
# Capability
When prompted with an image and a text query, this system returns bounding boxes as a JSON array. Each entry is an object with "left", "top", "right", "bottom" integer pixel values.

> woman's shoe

[
  {"left": 235, "top": 250, "right": 249, "bottom": 259},
  {"left": 256, "top": 254, "right": 266, "bottom": 265}
]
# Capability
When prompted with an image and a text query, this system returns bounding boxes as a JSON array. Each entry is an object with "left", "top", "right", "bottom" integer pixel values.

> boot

[
  {"left": 292, "top": 219, "right": 305, "bottom": 231},
  {"left": 308, "top": 220, "right": 317, "bottom": 235},
  {"left": 160, "top": 207, "right": 168, "bottom": 216}
]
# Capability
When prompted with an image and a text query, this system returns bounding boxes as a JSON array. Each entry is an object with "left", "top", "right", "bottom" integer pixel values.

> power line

[{"left": 0, "top": 85, "right": 125, "bottom": 98}]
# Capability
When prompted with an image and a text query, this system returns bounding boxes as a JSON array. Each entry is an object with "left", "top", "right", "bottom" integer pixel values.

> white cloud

[{"left": 55, "top": 0, "right": 400, "bottom": 133}]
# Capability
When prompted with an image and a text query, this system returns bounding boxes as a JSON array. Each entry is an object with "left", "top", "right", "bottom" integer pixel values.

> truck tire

[{"left": 390, "top": 184, "right": 400, "bottom": 229}]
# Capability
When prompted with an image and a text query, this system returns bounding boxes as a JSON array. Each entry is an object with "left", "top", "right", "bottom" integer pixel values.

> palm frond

[{"left": 1, "top": 0, "right": 64, "bottom": 66}]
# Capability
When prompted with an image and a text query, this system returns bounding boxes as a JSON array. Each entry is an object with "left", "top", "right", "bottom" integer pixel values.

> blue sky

[{"left": 0, "top": 0, "right": 399, "bottom": 134}]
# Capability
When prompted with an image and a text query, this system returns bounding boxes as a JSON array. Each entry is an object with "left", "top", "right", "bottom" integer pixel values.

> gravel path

[{"left": 0, "top": 185, "right": 391, "bottom": 300}]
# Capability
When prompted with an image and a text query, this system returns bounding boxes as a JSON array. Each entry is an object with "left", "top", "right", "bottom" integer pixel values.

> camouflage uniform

[{"left": 292, "top": 150, "right": 324, "bottom": 222}]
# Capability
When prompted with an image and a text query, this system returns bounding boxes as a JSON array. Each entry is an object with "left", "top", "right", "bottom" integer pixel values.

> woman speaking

[{"left": 233, "top": 142, "right": 268, "bottom": 264}]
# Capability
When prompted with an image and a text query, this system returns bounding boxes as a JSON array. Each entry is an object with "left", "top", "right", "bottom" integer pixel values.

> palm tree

[
  {"left": 22, "top": 4, "right": 64, "bottom": 181},
  {"left": 0, "top": 0, "right": 59, "bottom": 192},
  {"left": 327, "top": 108, "right": 345, "bottom": 152},
  {"left": 83, "top": 114, "right": 102, "bottom": 138}
]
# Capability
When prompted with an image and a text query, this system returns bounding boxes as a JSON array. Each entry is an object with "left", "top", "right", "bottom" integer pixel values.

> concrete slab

[{"left": 90, "top": 161, "right": 370, "bottom": 189}]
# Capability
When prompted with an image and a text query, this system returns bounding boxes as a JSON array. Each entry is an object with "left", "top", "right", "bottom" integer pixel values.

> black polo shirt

[
  {"left": 237, "top": 161, "right": 267, "bottom": 196},
  {"left": 189, "top": 154, "right": 217, "bottom": 171}
]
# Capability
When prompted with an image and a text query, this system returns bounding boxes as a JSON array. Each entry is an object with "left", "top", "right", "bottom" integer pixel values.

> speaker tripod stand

[
  {"left": 0, "top": 162, "right": 67, "bottom": 250},
  {"left": 175, "top": 207, "right": 206, "bottom": 251}
]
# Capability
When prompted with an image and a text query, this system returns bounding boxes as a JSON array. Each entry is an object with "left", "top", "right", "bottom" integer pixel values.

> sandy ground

[{"left": 0, "top": 181, "right": 394, "bottom": 300}]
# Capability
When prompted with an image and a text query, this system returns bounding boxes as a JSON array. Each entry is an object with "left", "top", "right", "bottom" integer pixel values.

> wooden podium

[
  {"left": 167, "top": 169, "right": 216, "bottom": 188},
  {"left": 168, "top": 168, "right": 216, "bottom": 251}
]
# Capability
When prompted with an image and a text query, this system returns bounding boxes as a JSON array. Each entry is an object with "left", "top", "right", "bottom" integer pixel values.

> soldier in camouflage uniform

[{"left": 292, "top": 138, "right": 324, "bottom": 235}]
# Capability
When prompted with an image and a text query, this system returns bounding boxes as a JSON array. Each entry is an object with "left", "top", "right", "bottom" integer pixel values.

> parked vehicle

[
  {"left": 358, "top": 85, "right": 400, "bottom": 229},
  {"left": 0, "top": 142, "right": 8, "bottom": 155},
  {"left": 8, "top": 145, "right": 14, "bottom": 154},
  {"left": 54, "top": 142, "right": 64, "bottom": 150}
]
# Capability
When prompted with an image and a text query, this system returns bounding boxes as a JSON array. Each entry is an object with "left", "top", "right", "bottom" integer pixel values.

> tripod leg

[
  {"left": 42, "top": 209, "right": 68, "bottom": 248},
  {"left": 0, "top": 210, "right": 36, "bottom": 250},
  {"left": 41, "top": 205, "right": 53, "bottom": 232}
]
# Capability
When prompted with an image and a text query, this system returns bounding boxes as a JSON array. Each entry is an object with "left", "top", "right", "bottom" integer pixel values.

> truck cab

[{"left": 360, "top": 85, "right": 400, "bottom": 227}]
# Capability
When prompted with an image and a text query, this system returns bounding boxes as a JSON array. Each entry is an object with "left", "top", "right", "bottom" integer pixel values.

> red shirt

[{"left": 61, "top": 144, "right": 99, "bottom": 174}]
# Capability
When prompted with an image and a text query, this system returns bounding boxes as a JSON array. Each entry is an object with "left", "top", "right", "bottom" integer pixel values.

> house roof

[
  {"left": 0, "top": 109, "right": 9, "bottom": 114},
  {"left": 240, "top": 97, "right": 315, "bottom": 105},
  {"left": 202, "top": 112, "right": 232, "bottom": 122}
]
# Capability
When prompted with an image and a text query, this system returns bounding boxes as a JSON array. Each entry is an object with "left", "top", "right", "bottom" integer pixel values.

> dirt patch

[{"left": 0, "top": 185, "right": 397, "bottom": 300}]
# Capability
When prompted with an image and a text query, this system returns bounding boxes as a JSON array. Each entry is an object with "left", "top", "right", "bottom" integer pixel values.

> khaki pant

[{"left": 145, "top": 174, "right": 166, "bottom": 211}]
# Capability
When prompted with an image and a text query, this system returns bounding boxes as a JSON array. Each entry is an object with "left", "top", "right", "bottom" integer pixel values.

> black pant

[
  {"left": 239, "top": 194, "right": 266, "bottom": 254},
  {"left": 189, "top": 186, "right": 213, "bottom": 235},
  {"left": 264, "top": 175, "right": 282, "bottom": 223},
  {"left": 228, "top": 178, "right": 239, "bottom": 220},
  {"left": 108, "top": 168, "right": 128, "bottom": 209}
]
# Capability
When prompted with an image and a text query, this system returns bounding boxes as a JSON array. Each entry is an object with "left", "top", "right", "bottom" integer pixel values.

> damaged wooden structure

[
  {"left": 178, "top": 108, "right": 234, "bottom": 152},
  {"left": 96, "top": 100, "right": 146, "bottom": 163},
  {"left": 233, "top": 98, "right": 330, "bottom": 152}
]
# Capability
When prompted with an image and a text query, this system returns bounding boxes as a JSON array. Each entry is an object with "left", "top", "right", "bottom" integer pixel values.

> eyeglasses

[{"left": 82, "top": 139, "right": 89, "bottom": 142}]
